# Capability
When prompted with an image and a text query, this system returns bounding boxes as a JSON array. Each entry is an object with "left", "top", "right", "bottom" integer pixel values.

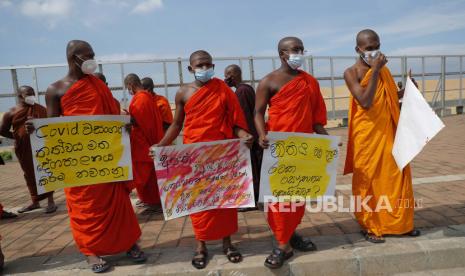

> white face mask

[
  {"left": 287, "top": 54, "right": 304, "bottom": 70},
  {"left": 361, "top": 50, "right": 380, "bottom": 65},
  {"left": 75, "top": 56, "right": 98, "bottom": 75},
  {"left": 24, "top": 95, "right": 36, "bottom": 105}
]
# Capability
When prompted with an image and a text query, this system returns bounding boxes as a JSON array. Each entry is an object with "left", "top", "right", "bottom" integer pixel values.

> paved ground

[{"left": 0, "top": 114, "right": 464, "bottom": 275}]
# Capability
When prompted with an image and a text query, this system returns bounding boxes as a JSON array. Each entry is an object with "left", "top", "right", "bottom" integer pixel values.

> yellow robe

[{"left": 344, "top": 66, "right": 414, "bottom": 236}]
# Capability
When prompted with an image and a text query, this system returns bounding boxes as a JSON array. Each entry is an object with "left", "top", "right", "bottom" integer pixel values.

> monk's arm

[
  {"left": 157, "top": 90, "right": 185, "bottom": 146},
  {"left": 344, "top": 68, "right": 380, "bottom": 109},
  {"left": 45, "top": 85, "right": 62, "bottom": 118},
  {"left": 0, "top": 111, "right": 14, "bottom": 139}
]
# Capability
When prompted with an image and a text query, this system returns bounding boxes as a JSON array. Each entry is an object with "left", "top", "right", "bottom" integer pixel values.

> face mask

[
  {"left": 24, "top": 95, "right": 36, "bottom": 105},
  {"left": 75, "top": 56, "right": 98, "bottom": 75},
  {"left": 194, "top": 67, "right": 214, "bottom": 83},
  {"left": 224, "top": 77, "right": 234, "bottom": 87},
  {"left": 287, "top": 54, "right": 304, "bottom": 70},
  {"left": 361, "top": 50, "right": 380, "bottom": 65}
]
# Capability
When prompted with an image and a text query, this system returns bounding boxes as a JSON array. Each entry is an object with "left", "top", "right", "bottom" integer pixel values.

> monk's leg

[
  {"left": 222, "top": 236, "right": 242, "bottom": 263},
  {"left": 192, "top": 240, "right": 208, "bottom": 269}
]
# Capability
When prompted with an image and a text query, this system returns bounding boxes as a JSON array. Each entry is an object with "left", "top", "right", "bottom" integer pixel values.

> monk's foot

[
  {"left": 264, "top": 248, "right": 294, "bottom": 269},
  {"left": 404, "top": 228, "right": 421, "bottom": 237},
  {"left": 361, "top": 230, "right": 385, "bottom": 243},
  {"left": 223, "top": 245, "right": 242, "bottom": 263},
  {"left": 126, "top": 244, "right": 147, "bottom": 263},
  {"left": 86, "top": 256, "right": 110, "bottom": 273},
  {"left": 45, "top": 204, "right": 58, "bottom": 214},
  {"left": 1, "top": 210, "right": 18, "bottom": 219},
  {"left": 289, "top": 232, "right": 317, "bottom": 252},
  {"left": 192, "top": 249, "right": 208, "bottom": 269},
  {"left": 17, "top": 203, "right": 40, "bottom": 213}
]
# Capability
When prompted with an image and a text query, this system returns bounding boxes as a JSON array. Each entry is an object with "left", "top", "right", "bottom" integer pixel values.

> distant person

[
  {"left": 0, "top": 86, "right": 57, "bottom": 214},
  {"left": 125, "top": 74, "right": 165, "bottom": 211},
  {"left": 224, "top": 64, "right": 262, "bottom": 210},
  {"left": 141, "top": 77, "right": 173, "bottom": 132},
  {"left": 343, "top": 29, "right": 420, "bottom": 243}
]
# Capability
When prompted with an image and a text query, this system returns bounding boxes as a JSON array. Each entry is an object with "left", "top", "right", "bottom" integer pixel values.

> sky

[{"left": 1, "top": 0, "right": 465, "bottom": 66}]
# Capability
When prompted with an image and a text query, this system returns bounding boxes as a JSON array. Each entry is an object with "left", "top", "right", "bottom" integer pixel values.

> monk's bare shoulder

[{"left": 176, "top": 83, "right": 198, "bottom": 104}]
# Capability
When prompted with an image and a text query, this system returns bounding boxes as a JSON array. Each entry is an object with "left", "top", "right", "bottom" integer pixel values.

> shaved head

[
  {"left": 141, "top": 77, "right": 155, "bottom": 92},
  {"left": 356, "top": 29, "right": 380, "bottom": 47},
  {"left": 124, "top": 73, "right": 142, "bottom": 88},
  {"left": 66, "top": 40, "right": 93, "bottom": 60},
  {"left": 18, "top": 85, "right": 34, "bottom": 97},
  {"left": 225, "top": 64, "right": 241, "bottom": 75},
  {"left": 278, "top": 36, "right": 303, "bottom": 52},
  {"left": 189, "top": 50, "right": 212, "bottom": 65}
]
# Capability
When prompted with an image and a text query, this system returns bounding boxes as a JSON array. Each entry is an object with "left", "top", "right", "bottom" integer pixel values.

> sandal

[
  {"left": 126, "top": 245, "right": 147, "bottom": 263},
  {"left": 191, "top": 250, "right": 208, "bottom": 269},
  {"left": 45, "top": 205, "right": 58, "bottom": 214},
  {"left": 264, "top": 248, "right": 294, "bottom": 269},
  {"left": 223, "top": 246, "right": 242, "bottom": 263},
  {"left": 361, "top": 230, "right": 385, "bottom": 243},
  {"left": 17, "top": 205, "right": 40, "bottom": 213},
  {"left": 88, "top": 257, "right": 110, "bottom": 273},
  {"left": 1, "top": 210, "right": 18, "bottom": 219},
  {"left": 404, "top": 229, "right": 421, "bottom": 237},
  {"left": 289, "top": 233, "right": 317, "bottom": 252}
]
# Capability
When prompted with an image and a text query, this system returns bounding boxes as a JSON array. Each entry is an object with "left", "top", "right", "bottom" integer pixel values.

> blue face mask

[
  {"left": 287, "top": 54, "right": 304, "bottom": 70},
  {"left": 194, "top": 67, "right": 215, "bottom": 83}
]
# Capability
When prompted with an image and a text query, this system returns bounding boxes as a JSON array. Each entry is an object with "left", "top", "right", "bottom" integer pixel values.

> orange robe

[
  {"left": 60, "top": 74, "right": 141, "bottom": 256},
  {"left": 183, "top": 78, "right": 249, "bottom": 241},
  {"left": 153, "top": 94, "right": 173, "bottom": 126},
  {"left": 344, "top": 67, "right": 414, "bottom": 236},
  {"left": 129, "top": 90, "right": 164, "bottom": 205},
  {"left": 12, "top": 104, "right": 54, "bottom": 203},
  {"left": 266, "top": 70, "right": 327, "bottom": 245}
]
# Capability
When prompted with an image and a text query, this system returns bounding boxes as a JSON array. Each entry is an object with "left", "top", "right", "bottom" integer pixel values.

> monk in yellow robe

[{"left": 344, "top": 29, "right": 420, "bottom": 243}]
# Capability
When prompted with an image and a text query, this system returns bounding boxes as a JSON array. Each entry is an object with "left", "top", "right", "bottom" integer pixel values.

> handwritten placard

[
  {"left": 154, "top": 139, "right": 254, "bottom": 220},
  {"left": 259, "top": 132, "right": 340, "bottom": 202},
  {"left": 30, "top": 115, "right": 133, "bottom": 194}
]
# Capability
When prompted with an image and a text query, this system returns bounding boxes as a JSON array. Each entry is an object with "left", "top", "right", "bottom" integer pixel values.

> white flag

[{"left": 392, "top": 77, "right": 445, "bottom": 170}]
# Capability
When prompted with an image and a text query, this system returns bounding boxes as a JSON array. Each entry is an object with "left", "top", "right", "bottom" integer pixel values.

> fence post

[
  {"left": 329, "top": 57, "right": 336, "bottom": 119},
  {"left": 401, "top": 56, "right": 407, "bottom": 87},
  {"left": 163, "top": 61, "right": 168, "bottom": 98},
  {"left": 440, "top": 56, "right": 446, "bottom": 116},
  {"left": 120, "top": 64, "right": 127, "bottom": 109},
  {"left": 460, "top": 56, "right": 463, "bottom": 107},
  {"left": 308, "top": 56, "right": 314, "bottom": 75},
  {"left": 32, "top": 67, "right": 40, "bottom": 103},
  {"left": 249, "top": 57, "right": 255, "bottom": 88},
  {"left": 10, "top": 69, "right": 19, "bottom": 104}
]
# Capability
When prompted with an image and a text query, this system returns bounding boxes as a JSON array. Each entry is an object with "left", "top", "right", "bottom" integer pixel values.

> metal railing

[{"left": 1, "top": 55, "right": 464, "bottom": 118}]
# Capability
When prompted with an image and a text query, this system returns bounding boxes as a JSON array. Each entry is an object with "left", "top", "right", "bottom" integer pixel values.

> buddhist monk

[
  {"left": 154, "top": 50, "right": 253, "bottom": 269},
  {"left": 32, "top": 40, "right": 146, "bottom": 273},
  {"left": 141, "top": 77, "right": 173, "bottom": 132},
  {"left": 224, "top": 64, "right": 262, "bottom": 210},
  {"left": 0, "top": 86, "right": 57, "bottom": 214},
  {"left": 343, "top": 29, "right": 420, "bottom": 243},
  {"left": 255, "top": 37, "right": 327, "bottom": 269},
  {"left": 125, "top": 73, "right": 164, "bottom": 211}
]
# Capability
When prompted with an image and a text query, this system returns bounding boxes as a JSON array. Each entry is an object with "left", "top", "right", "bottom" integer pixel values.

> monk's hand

[
  {"left": 408, "top": 69, "right": 419, "bottom": 88},
  {"left": 124, "top": 123, "right": 132, "bottom": 133},
  {"left": 149, "top": 145, "right": 158, "bottom": 159},
  {"left": 25, "top": 116, "right": 35, "bottom": 134},
  {"left": 398, "top": 88, "right": 405, "bottom": 99},
  {"left": 259, "top": 135, "right": 269, "bottom": 149},
  {"left": 371, "top": 52, "right": 388, "bottom": 70},
  {"left": 241, "top": 134, "right": 254, "bottom": 149}
]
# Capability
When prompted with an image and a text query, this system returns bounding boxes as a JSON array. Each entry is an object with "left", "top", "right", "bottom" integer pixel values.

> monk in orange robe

[
  {"left": 0, "top": 86, "right": 57, "bottom": 214},
  {"left": 255, "top": 37, "right": 328, "bottom": 269},
  {"left": 155, "top": 50, "right": 253, "bottom": 269},
  {"left": 343, "top": 29, "right": 419, "bottom": 243},
  {"left": 39, "top": 40, "right": 145, "bottom": 273},
  {"left": 125, "top": 73, "right": 164, "bottom": 210},
  {"left": 141, "top": 77, "right": 173, "bottom": 132}
]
